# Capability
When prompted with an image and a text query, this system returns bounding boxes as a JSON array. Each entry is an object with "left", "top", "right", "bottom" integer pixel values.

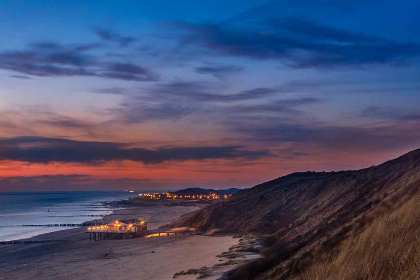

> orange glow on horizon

[{"left": 0, "top": 147, "right": 406, "bottom": 191}]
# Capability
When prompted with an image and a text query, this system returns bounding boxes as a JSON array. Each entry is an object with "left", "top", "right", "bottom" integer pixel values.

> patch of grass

[
  {"left": 173, "top": 267, "right": 208, "bottom": 278},
  {"left": 237, "top": 246, "right": 258, "bottom": 253},
  {"left": 217, "top": 251, "right": 229, "bottom": 258},
  {"left": 291, "top": 193, "right": 420, "bottom": 280}
]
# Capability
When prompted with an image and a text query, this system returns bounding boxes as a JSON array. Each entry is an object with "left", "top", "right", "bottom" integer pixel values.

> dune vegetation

[
  {"left": 173, "top": 149, "right": 420, "bottom": 279},
  {"left": 292, "top": 192, "right": 420, "bottom": 280}
]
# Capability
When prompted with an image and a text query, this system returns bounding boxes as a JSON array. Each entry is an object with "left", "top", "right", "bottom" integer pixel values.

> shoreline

[
  {"left": 0, "top": 198, "right": 246, "bottom": 280},
  {"left": 1, "top": 194, "right": 199, "bottom": 242},
  {"left": 16, "top": 197, "right": 202, "bottom": 242},
  {"left": 0, "top": 192, "right": 136, "bottom": 242}
]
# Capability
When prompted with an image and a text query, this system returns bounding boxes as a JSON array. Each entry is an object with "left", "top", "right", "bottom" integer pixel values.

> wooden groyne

[
  {"left": 0, "top": 240, "right": 67, "bottom": 245},
  {"left": 21, "top": 224, "right": 83, "bottom": 227},
  {"left": 20, "top": 222, "right": 103, "bottom": 227}
]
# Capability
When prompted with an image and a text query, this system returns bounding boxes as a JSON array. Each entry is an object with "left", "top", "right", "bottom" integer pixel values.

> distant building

[{"left": 87, "top": 219, "right": 147, "bottom": 240}]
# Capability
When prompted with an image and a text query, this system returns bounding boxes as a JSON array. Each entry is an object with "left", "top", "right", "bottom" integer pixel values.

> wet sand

[{"left": 0, "top": 203, "right": 238, "bottom": 280}]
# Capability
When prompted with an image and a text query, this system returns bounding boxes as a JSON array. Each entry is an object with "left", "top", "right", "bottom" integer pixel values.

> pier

[
  {"left": 87, "top": 220, "right": 196, "bottom": 241},
  {"left": 0, "top": 220, "right": 196, "bottom": 245},
  {"left": 87, "top": 219, "right": 148, "bottom": 241}
]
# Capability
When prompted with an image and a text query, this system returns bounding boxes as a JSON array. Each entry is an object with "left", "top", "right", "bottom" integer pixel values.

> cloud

[
  {"left": 0, "top": 174, "right": 151, "bottom": 191},
  {"left": 91, "top": 87, "right": 127, "bottom": 95},
  {"left": 293, "top": 152, "right": 309, "bottom": 156},
  {"left": 108, "top": 79, "right": 326, "bottom": 124},
  {"left": 232, "top": 121, "right": 420, "bottom": 152},
  {"left": 0, "top": 107, "right": 99, "bottom": 138},
  {"left": 101, "top": 62, "right": 159, "bottom": 81},
  {"left": 194, "top": 64, "right": 244, "bottom": 78},
  {"left": 93, "top": 28, "right": 136, "bottom": 46},
  {"left": 148, "top": 82, "right": 278, "bottom": 102},
  {"left": 0, "top": 42, "right": 158, "bottom": 82},
  {"left": 0, "top": 136, "right": 270, "bottom": 164},
  {"left": 174, "top": 18, "right": 420, "bottom": 67},
  {"left": 37, "top": 114, "right": 93, "bottom": 129},
  {"left": 110, "top": 82, "right": 282, "bottom": 123},
  {"left": 362, "top": 106, "right": 420, "bottom": 121},
  {"left": 9, "top": 75, "right": 31, "bottom": 79},
  {"left": 226, "top": 0, "right": 371, "bottom": 23},
  {"left": 116, "top": 101, "right": 195, "bottom": 123},
  {"left": 0, "top": 120, "right": 21, "bottom": 130},
  {"left": 228, "top": 97, "right": 320, "bottom": 115}
]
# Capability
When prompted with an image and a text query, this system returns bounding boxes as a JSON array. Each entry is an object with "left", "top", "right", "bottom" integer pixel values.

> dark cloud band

[
  {"left": 176, "top": 18, "right": 420, "bottom": 67},
  {"left": 0, "top": 137, "right": 270, "bottom": 164},
  {"left": 0, "top": 43, "right": 158, "bottom": 82},
  {"left": 0, "top": 175, "right": 151, "bottom": 191}
]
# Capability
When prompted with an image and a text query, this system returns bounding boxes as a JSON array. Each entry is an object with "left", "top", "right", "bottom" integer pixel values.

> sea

[{"left": 0, "top": 191, "right": 139, "bottom": 241}]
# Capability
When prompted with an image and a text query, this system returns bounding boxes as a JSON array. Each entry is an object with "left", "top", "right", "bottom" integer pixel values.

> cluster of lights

[
  {"left": 88, "top": 225, "right": 112, "bottom": 231},
  {"left": 139, "top": 193, "right": 164, "bottom": 199},
  {"left": 87, "top": 220, "right": 145, "bottom": 232},
  {"left": 88, "top": 225, "right": 109, "bottom": 231},
  {"left": 139, "top": 192, "right": 232, "bottom": 201}
]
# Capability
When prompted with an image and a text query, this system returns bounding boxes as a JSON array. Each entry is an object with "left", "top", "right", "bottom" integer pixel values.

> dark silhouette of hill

[
  {"left": 169, "top": 187, "right": 240, "bottom": 196},
  {"left": 171, "top": 149, "right": 420, "bottom": 279}
]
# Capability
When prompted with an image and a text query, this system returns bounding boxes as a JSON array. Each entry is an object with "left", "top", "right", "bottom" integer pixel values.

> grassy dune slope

[
  {"left": 292, "top": 192, "right": 420, "bottom": 280},
  {"left": 172, "top": 149, "right": 420, "bottom": 279}
]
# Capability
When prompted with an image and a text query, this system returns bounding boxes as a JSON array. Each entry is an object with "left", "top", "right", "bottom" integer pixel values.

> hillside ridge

[{"left": 171, "top": 149, "right": 420, "bottom": 279}]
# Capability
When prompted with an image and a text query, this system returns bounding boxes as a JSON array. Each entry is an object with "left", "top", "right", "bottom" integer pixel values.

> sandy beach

[{"left": 0, "top": 202, "right": 239, "bottom": 280}]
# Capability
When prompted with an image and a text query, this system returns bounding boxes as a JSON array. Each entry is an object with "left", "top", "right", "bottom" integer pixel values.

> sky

[{"left": 1, "top": 0, "right": 420, "bottom": 191}]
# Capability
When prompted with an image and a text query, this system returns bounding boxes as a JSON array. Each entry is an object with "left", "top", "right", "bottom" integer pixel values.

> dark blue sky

[{"left": 0, "top": 0, "right": 420, "bottom": 191}]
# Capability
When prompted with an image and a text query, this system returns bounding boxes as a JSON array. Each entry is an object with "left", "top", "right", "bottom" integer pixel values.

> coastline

[
  {"left": 8, "top": 197, "right": 203, "bottom": 242},
  {"left": 0, "top": 191, "right": 135, "bottom": 242},
  {"left": 0, "top": 198, "right": 243, "bottom": 280}
]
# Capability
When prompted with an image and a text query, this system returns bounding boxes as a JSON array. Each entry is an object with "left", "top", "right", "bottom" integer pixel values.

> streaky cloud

[
  {"left": 362, "top": 106, "right": 420, "bottom": 121},
  {"left": 0, "top": 42, "right": 158, "bottom": 82},
  {"left": 174, "top": 17, "right": 420, "bottom": 67},
  {"left": 93, "top": 27, "right": 136, "bottom": 46},
  {"left": 0, "top": 136, "right": 270, "bottom": 164},
  {"left": 0, "top": 174, "right": 151, "bottom": 191},
  {"left": 195, "top": 64, "right": 244, "bottom": 79}
]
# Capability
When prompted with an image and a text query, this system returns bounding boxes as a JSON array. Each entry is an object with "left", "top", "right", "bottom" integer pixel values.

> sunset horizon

[
  {"left": 1, "top": 1, "right": 420, "bottom": 280},
  {"left": 2, "top": 1, "right": 420, "bottom": 192}
]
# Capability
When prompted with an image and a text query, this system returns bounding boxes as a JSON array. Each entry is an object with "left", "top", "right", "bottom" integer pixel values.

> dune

[{"left": 173, "top": 149, "right": 420, "bottom": 279}]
